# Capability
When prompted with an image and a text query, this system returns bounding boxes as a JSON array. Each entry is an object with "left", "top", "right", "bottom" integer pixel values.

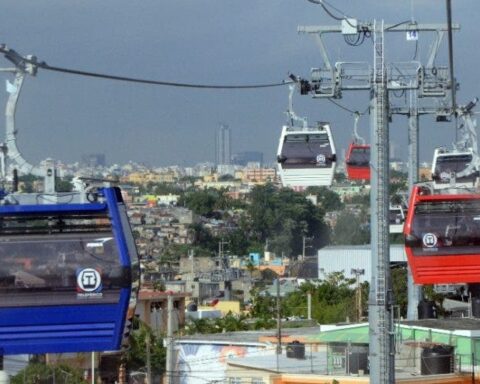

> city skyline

[{"left": 0, "top": 1, "right": 478, "bottom": 167}]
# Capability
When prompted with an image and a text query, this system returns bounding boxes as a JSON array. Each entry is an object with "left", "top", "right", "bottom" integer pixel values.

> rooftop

[
  {"left": 228, "top": 351, "right": 328, "bottom": 375},
  {"left": 177, "top": 326, "right": 321, "bottom": 345},
  {"left": 401, "top": 317, "right": 480, "bottom": 332}
]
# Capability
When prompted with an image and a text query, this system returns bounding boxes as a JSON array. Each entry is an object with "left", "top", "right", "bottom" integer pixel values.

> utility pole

[
  {"left": 275, "top": 277, "right": 282, "bottom": 374},
  {"left": 351, "top": 268, "right": 365, "bottom": 322},
  {"left": 276, "top": 278, "right": 282, "bottom": 355},
  {"left": 217, "top": 239, "right": 232, "bottom": 300},
  {"left": 146, "top": 333, "right": 152, "bottom": 384},
  {"left": 189, "top": 249, "right": 195, "bottom": 277},
  {"left": 91, "top": 352, "right": 95, "bottom": 384},
  {"left": 307, "top": 292, "right": 312, "bottom": 320},
  {"left": 302, "top": 236, "right": 306, "bottom": 262},
  {"left": 166, "top": 293, "right": 175, "bottom": 384}
]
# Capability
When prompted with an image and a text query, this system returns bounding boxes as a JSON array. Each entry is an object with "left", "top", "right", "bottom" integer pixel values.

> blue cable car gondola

[{"left": 0, "top": 187, "right": 139, "bottom": 355}]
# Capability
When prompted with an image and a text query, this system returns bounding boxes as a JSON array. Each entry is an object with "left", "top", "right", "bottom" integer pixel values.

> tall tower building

[{"left": 215, "top": 124, "right": 231, "bottom": 165}]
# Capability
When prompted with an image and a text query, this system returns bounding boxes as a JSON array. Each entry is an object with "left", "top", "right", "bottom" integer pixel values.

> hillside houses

[{"left": 128, "top": 205, "right": 198, "bottom": 259}]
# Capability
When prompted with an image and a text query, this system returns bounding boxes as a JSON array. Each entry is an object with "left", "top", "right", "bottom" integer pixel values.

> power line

[{"left": 0, "top": 46, "right": 291, "bottom": 90}]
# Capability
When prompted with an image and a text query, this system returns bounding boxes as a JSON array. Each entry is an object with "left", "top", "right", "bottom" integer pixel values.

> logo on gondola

[
  {"left": 422, "top": 233, "right": 438, "bottom": 248},
  {"left": 440, "top": 171, "right": 452, "bottom": 182},
  {"left": 77, "top": 268, "right": 103, "bottom": 298},
  {"left": 316, "top": 154, "right": 326, "bottom": 165}
]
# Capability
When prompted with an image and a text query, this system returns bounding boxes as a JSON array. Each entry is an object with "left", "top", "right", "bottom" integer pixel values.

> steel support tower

[
  {"left": 297, "top": 19, "right": 460, "bottom": 383},
  {"left": 368, "top": 21, "right": 394, "bottom": 383}
]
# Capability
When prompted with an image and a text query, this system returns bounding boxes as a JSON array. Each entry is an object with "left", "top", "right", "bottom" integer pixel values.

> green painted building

[{"left": 306, "top": 318, "right": 480, "bottom": 374}]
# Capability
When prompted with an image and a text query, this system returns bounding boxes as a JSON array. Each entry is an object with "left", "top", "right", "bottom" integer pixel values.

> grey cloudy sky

[{"left": 0, "top": 1, "right": 478, "bottom": 167}]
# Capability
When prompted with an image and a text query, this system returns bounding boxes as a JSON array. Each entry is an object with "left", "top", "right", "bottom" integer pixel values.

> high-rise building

[
  {"left": 232, "top": 151, "right": 264, "bottom": 166},
  {"left": 82, "top": 153, "right": 106, "bottom": 167},
  {"left": 215, "top": 124, "right": 231, "bottom": 165}
]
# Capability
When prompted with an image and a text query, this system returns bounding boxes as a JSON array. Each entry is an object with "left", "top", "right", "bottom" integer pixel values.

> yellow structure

[
  {"left": 213, "top": 300, "right": 241, "bottom": 315},
  {"left": 258, "top": 264, "right": 287, "bottom": 276},
  {"left": 243, "top": 167, "right": 277, "bottom": 184}
]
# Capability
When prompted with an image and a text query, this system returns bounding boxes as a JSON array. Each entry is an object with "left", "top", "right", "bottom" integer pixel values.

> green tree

[
  {"left": 182, "top": 189, "right": 218, "bottom": 216},
  {"left": 247, "top": 184, "right": 329, "bottom": 257},
  {"left": 189, "top": 223, "right": 218, "bottom": 254},
  {"left": 11, "top": 363, "right": 86, "bottom": 384},
  {"left": 184, "top": 318, "right": 217, "bottom": 335},
  {"left": 152, "top": 182, "right": 183, "bottom": 195},
  {"left": 332, "top": 211, "right": 370, "bottom": 245},
  {"left": 391, "top": 266, "right": 408, "bottom": 318},
  {"left": 215, "top": 312, "right": 250, "bottom": 332},
  {"left": 125, "top": 319, "right": 166, "bottom": 377},
  {"left": 334, "top": 172, "right": 347, "bottom": 183},
  {"left": 55, "top": 177, "right": 73, "bottom": 192},
  {"left": 305, "top": 273, "right": 357, "bottom": 323},
  {"left": 306, "top": 186, "right": 344, "bottom": 211},
  {"left": 218, "top": 174, "right": 235, "bottom": 181},
  {"left": 181, "top": 188, "right": 243, "bottom": 216},
  {"left": 347, "top": 192, "right": 370, "bottom": 205},
  {"left": 18, "top": 174, "right": 40, "bottom": 193},
  {"left": 251, "top": 274, "right": 359, "bottom": 325},
  {"left": 225, "top": 226, "right": 252, "bottom": 256}
]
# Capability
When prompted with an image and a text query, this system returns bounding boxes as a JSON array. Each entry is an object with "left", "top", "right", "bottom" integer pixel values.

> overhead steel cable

[
  {"left": 307, "top": 0, "right": 343, "bottom": 21},
  {"left": 307, "top": 0, "right": 358, "bottom": 29},
  {"left": 39, "top": 63, "right": 291, "bottom": 89},
  {"left": 327, "top": 98, "right": 369, "bottom": 115},
  {"left": 0, "top": 45, "right": 291, "bottom": 90},
  {"left": 384, "top": 20, "right": 414, "bottom": 31}
]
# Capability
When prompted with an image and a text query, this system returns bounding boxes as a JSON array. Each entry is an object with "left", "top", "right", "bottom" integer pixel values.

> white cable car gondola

[
  {"left": 431, "top": 102, "right": 480, "bottom": 188},
  {"left": 277, "top": 123, "right": 336, "bottom": 188},
  {"left": 276, "top": 84, "right": 336, "bottom": 189},
  {"left": 431, "top": 147, "right": 477, "bottom": 187},
  {"left": 389, "top": 204, "right": 405, "bottom": 234}
]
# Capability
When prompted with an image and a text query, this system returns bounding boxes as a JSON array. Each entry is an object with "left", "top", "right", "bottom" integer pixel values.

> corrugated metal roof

[
  {"left": 317, "top": 244, "right": 407, "bottom": 283},
  {"left": 177, "top": 326, "right": 321, "bottom": 343},
  {"left": 307, "top": 318, "right": 480, "bottom": 345},
  {"left": 228, "top": 351, "right": 328, "bottom": 374}
]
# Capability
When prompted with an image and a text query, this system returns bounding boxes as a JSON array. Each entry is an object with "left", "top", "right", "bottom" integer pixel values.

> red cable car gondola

[
  {"left": 345, "top": 143, "right": 371, "bottom": 181},
  {"left": 345, "top": 112, "right": 370, "bottom": 181},
  {"left": 404, "top": 183, "right": 480, "bottom": 284}
]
